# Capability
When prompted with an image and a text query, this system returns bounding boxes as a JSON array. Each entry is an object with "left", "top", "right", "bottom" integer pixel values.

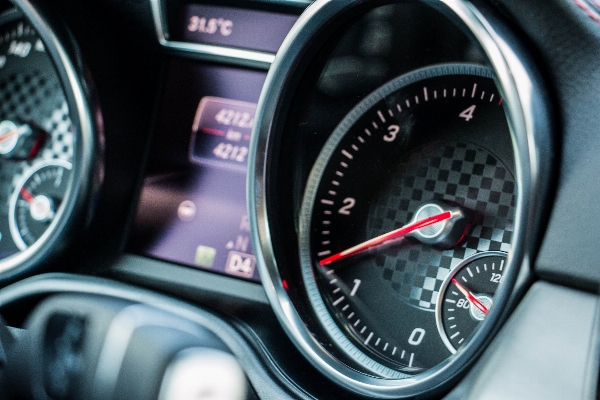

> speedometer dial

[
  {"left": 299, "top": 64, "right": 515, "bottom": 375},
  {"left": 0, "top": 7, "right": 100, "bottom": 281}
]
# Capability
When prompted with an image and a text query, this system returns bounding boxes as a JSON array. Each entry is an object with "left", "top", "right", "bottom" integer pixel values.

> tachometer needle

[
  {"left": 319, "top": 211, "right": 452, "bottom": 266},
  {"left": 451, "top": 278, "right": 489, "bottom": 315}
]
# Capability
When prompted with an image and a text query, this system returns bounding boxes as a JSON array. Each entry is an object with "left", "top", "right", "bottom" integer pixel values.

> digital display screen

[
  {"left": 190, "top": 96, "right": 255, "bottom": 172},
  {"left": 129, "top": 60, "right": 266, "bottom": 281},
  {"left": 175, "top": 4, "right": 298, "bottom": 53}
]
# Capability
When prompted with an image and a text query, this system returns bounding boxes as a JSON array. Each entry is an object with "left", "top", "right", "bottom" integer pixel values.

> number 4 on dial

[{"left": 459, "top": 105, "right": 476, "bottom": 121}]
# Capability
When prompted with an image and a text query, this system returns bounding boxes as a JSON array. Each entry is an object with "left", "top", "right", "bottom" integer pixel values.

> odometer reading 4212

[
  {"left": 189, "top": 96, "right": 256, "bottom": 172},
  {"left": 299, "top": 64, "right": 516, "bottom": 376}
]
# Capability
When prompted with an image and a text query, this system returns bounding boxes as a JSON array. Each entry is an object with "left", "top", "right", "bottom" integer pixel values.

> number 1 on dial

[{"left": 350, "top": 279, "right": 361, "bottom": 296}]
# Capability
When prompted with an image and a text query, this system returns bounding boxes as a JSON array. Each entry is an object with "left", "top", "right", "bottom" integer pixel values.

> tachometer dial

[
  {"left": 299, "top": 64, "right": 515, "bottom": 376},
  {"left": 436, "top": 251, "right": 506, "bottom": 353}
]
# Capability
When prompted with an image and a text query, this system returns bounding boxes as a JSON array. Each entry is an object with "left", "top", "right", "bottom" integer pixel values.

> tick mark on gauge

[
  {"left": 424, "top": 87, "right": 429, "bottom": 101},
  {"left": 500, "top": 260, "right": 505, "bottom": 271},
  {"left": 467, "top": 267, "right": 473, "bottom": 277},
  {"left": 405, "top": 99, "right": 411, "bottom": 108},
  {"left": 490, "top": 94, "right": 495, "bottom": 102},
  {"left": 453, "top": 88, "right": 457, "bottom": 97},
  {"left": 415, "top": 95, "right": 420, "bottom": 104},
  {"left": 450, "top": 332, "right": 460, "bottom": 339},
  {"left": 445, "top": 299, "right": 456, "bottom": 303},
  {"left": 332, "top": 181, "right": 339, "bottom": 186},
  {"left": 326, "top": 269, "right": 334, "bottom": 275},
  {"left": 364, "top": 129, "right": 372, "bottom": 136},
  {"left": 347, "top": 311, "right": 353, "bottom": 317},
  {"left": 409, "top": 353, "right": 415, "bottom": 368},
  {"left": 340, "top": 162, "right": 348, "bottom": 168},
  {"left": 358, "top": 136, "right": 365, "bottom": 143},
  {"left": 336, "top": 171, "right": 344, "bottom": 177},
  {"left": 318, "top": 250, "right": 331, "bottom": 257},
  {"left": 324, "top": 211, "right": 331, "bottom": 215},
  {"left": 372, "top": 121, "right": 378, "bottom": 129},
  {"left": 329, "top": 279, "right": 337, "bottom": 284},
  {"left": 392, "top": 347, "right": 398, "bottom": 356},
  {"left": 396, "top": 104, "right": 403, "bottom": 112},
  {"left": 354, "top": 319, "right": 361, "bottom": 327},
  {"left": 375, "top": 338, "right": 381, "bottom": 346},
  {"left": 351, "top": 145, "right": 359, "bottom": 152},
  {"left": 365, "top": 332, "right": 374, "bottom": 344},
  {"left": 320, "top": 199, "right": 333, "bottom": 205},
  {"left": 481, "top": 91, "right": 486, "bottom": 100},
  {"left": 322, "top": 231, "right": 330, "bottom": 235},
  {"left": 342, "top": 150, "right": 353, "bottom": 160},
  {"left": 471, "top": 83, "right": 477, "bottom": 98},
  {"left": 400, "top": 349, "right": 405, "bottom": 358},
  {"left": 332, "top": 296, "right": 345, "bottom": 306},
  {"left": 461, "top": 276, "right": 467, "bottom": 282},
  {"left": 360, "top": 326, "right": 367, "bottom": 334},
  {"left": 434, "top": 90, "right": 438, "bottom": 99},
  {"left": 388, "top": 109, "right": 394, "bottom": 117},
  {"left": 383, "top": 343, "right": 389, "bottom": 351},
  {"left": 377, "top": 110, "right": 386, "bottom": 123}
]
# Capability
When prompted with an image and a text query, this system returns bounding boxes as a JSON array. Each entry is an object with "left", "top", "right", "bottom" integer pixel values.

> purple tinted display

[
  {"left": 190, "top": 97, "right": 255, "bottom": 172},
  {"left": 129, "top": 60, "right": 267, "bottom": 281},
  {"left": 178, "top": 4, "right": 298, "bottom": 53}
]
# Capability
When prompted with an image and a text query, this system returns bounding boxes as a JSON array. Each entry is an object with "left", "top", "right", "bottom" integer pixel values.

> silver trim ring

[{"left": 248, "top": 0, "right": 550, "bottom": 397}]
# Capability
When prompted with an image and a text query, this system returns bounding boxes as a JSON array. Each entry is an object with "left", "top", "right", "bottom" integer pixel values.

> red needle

[
  {"left": 20, "top": 188, "right": 54, "bottom": 219},
  {"left": 319, "top": 211, "right": 452, "bottom": 266},
  {"left": 20, "top": 188, "right": 35, "bottom": 203},
  {"left": 451, "top": 278, "right": 489, "bottom": 315}
]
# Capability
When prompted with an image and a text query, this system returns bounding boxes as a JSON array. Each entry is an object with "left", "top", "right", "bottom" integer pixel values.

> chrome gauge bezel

[
  {"left": 435, "top": 250, "right": 508, "bottom": 355},
  {"left": 248, "top": 0, "right": 551, "bottom": 397},
  {"left": 0, "top": 2, "right": 102, "bottom": 281}
]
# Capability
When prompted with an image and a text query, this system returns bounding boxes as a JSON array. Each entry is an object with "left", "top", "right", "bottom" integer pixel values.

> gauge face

[
  {"left": 299, "top": 64, "right": 516, "bottom": 376},
  {"left": 9, "top": 160, "right": 72, "bottom": 250},
  {"left": 0, "top": 8, "right": 93, "bottom": 276},
  {"left": 436, "top": 251, "right": 506, "bottom": 353}
]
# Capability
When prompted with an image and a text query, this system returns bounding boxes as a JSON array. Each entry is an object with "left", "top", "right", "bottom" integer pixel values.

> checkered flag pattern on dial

[
  {"left": 0, "top": 69, "right": 73, "bottom": 213},
  {"left": 367, "top": 141, "right": 515, "bottom": 311}
]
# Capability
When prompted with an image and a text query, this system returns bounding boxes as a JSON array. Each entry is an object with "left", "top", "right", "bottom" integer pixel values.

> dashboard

[{"left": 0, "top": 0, "right": 597, "bottom": 399}]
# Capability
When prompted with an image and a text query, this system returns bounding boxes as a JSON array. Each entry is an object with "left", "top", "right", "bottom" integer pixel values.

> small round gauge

[
  {"left": 436, "top": 251, "right": 506, "bottom": 353},
  {"left": 9, "top": 160, "right": 72, "bottom": 250}
]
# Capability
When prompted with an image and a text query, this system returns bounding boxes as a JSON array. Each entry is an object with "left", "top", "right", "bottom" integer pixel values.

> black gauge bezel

[
  {"left": 248, "top": 0, "right": 552, "bottom": 397},
  {"left": 0, "top": 2, "right": 102, "bottom": 283}
]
